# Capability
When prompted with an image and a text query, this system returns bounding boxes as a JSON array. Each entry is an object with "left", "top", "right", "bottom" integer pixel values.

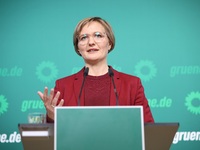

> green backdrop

[{"left": 0, "top": 0, "right": 200, "bottom": 149}]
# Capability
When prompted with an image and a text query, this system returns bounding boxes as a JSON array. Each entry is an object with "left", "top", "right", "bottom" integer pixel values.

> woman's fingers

[
  {"left": 38, "top": 87, "right": 63, "bottom": 110},
  {"left": 37, "top": 87, "right": 63, "bottom": 121},
  {"left": 58, "top": 99, "right": 64, "bottom": 106},
  {"left": 43, "top": 87, "right": 48, "bottom": 102},
  {"left": 37, "top": 91, "right": 44, "bottom": 100},
  {"left": 38, "top": 87, "right": 52, "bottom": 105},
  {"left": 51, "top": 91, "right": 60, "bottom": 106},
  {"left": 48, "top": 88, "right": 54, "bottom": 105}
]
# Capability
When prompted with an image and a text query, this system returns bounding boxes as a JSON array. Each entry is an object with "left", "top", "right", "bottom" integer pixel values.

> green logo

[
  {"left": 134, "top": 60, "right": 157, "bottom": 81},
  {"left": 0, "top": 95, "right": 9, "bottom": 116},
  {"left": 36, "top": 61, "right": 58, "bottom": 83},
  {"left": 185, "top": 91, "right": 200, "bottom": 115}
]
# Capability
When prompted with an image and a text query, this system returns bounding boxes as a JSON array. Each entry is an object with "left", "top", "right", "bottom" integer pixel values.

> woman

[{"left": 38, "top": 17, "right": 154, "bottom": 123}]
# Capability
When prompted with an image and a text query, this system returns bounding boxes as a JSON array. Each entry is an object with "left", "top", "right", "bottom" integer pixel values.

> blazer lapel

[
  {"left": 74, "top": 68, "right": 85, "bottom": 106},
  {"left": 110, "top": 68, "right": 121, "bottom": 105}
]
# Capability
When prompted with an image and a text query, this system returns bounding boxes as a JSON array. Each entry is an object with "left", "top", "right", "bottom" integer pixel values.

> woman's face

[{"left": 77, "top": 21, "right": 111, "bottom": 64}]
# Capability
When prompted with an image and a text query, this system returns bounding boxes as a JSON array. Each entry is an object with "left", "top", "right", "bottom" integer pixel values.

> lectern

[{"left": 19, "top": 106, "right": 179, "bottom": 150}]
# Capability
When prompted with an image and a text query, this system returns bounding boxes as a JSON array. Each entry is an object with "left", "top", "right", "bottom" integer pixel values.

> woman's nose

[{"left": 88, "top": 36, "right": 95, "bottom": 45}]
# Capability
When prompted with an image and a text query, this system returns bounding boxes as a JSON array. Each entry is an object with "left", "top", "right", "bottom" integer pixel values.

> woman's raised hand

[{"left": 38, "top": 87, "right": 64, "bottom": 121}]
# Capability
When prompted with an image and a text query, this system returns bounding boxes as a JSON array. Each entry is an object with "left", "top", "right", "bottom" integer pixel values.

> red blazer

[{"left": 54, "top": 66, "right": 154, "bottom": 123}]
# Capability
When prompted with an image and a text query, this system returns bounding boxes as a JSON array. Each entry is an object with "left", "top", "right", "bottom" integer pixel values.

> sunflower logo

[
  {"left": 36, "top": 61, "right": 58, "bottom": 83},
  {"left": 0, "top": 95, "right": 9, "bottom": 116},
  {"left": 185, "top": 91, "right": 200, "bottom": 115},
  {"left": 134, "top": 60, "right": 157, "bottom": 82}
]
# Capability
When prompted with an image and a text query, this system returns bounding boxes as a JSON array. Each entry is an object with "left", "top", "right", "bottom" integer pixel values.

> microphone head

[
  {"left": 108, "top": 67, "right": 114, "bottom": 77},
  {"left": 84, "top": 67, "right": 89, "bottom": 76}
]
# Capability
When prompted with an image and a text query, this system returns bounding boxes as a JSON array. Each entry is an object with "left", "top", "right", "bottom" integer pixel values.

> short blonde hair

[{"left": 73, "top": 17, "right": 115, "bottom": 56}]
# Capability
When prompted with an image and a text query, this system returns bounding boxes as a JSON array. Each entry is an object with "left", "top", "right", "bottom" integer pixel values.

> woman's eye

[
  {"left": 80, "top": 35, "right": 88, "bottom": 41},
  {"left": 95, "top": 32, "right": 102, "bottom": 38}
]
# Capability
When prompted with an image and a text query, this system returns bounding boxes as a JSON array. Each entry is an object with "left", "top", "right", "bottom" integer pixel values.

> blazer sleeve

[{"left": 134, "top": 78, "right": 154, "bottom": 123}]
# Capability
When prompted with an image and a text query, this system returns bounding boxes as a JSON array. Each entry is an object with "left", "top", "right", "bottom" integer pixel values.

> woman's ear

[
  {"left": 108, "top": 42, "right": 112, "bottom": 50},
  {"left": 77, "top": 50, "right": 82, "bottom": 56}
]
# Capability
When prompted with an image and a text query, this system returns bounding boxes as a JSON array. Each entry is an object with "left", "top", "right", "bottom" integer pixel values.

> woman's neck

[{"left": 85, "top": 63, "right": 109, "bottom": 76}]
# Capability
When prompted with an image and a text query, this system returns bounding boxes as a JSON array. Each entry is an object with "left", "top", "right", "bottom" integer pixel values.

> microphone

[
  {"left": 108, "top": 68, "right": 119, "bottom": 105},
  {"left": 78, "top": 67, "right": 89, "bottom": 106}
]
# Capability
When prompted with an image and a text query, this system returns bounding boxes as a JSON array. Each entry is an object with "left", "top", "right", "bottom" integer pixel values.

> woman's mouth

[{"left": 87, "top": 49, "right": 98, "bottom": 52}]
